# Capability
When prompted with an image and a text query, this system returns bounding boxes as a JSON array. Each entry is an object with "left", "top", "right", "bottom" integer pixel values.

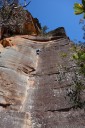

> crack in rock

[
  {"left": 0, "top": 103, "right": 11, "bottom": 108},
  {"left": 46, "top": 107, "right": 74, "bottom": 112}
]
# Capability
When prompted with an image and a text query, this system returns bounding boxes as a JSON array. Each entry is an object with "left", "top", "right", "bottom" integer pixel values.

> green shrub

[{"left": 66, "top": 74, "right": 85, "bottom": 109}]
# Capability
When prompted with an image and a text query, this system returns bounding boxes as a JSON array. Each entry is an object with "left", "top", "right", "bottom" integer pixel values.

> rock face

[
  {"left": 0, "top": 11, "right": 41, "bottom": 39},
  {"left": 23, "top": 12, "right": 41, "bottom": 35},
  {"left": 0, "top": 28, "right": 85, "bottom": 128}
]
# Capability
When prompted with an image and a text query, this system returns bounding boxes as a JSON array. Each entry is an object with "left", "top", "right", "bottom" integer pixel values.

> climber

[{"left": 36, "top": 49, "right": 41, "bottom": 55}]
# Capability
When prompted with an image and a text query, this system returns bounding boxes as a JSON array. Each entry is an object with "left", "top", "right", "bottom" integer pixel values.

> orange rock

[
  {"left": 23, "top": 11, "right": 41, "bottom": 35},
  {"left": 0, "top": 38, "right": 14, "bottom": 47},
  {"left": 1, "top": 11, "right": 41, "bottom": 39}
]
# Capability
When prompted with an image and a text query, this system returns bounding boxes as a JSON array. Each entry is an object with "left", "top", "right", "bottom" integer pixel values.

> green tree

[
  {"left": 41, "top": 25, "right": 48, "bottom": 35},
  {"left": 74, "top": 0, "right": 85, "bottom": 18}
]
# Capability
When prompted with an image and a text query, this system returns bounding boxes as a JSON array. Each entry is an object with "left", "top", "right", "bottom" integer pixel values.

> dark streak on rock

[
  {"left": 22, "top": 36, "right": 66, "bottom": 42},
  {"left": 46, "top": 107, "right": 74, "bottom": 112},
  {"left": 23, "top": 67, "right": 35, "bottom": 73},
  {"left": 0, "top": 103, "right": 11, "bottom": 108}
]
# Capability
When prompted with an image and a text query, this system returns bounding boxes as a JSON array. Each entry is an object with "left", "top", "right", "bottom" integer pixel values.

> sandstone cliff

[
  {"left": 0, "top": 10, "right": 41, "bottom": 39},
  {"left": 0, "top": 27, "right": 85, "bottom": 128}
]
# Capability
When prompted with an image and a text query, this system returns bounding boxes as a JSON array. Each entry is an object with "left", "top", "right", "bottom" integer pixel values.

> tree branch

[{"left": 23, "top": 0, "right": 31, "bottom": 8}]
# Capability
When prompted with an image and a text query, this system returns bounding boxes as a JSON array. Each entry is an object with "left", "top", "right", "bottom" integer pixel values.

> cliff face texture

[
  {"left": 0, "top": 10, "right": 41, "bottom": 39},
  {"left": 0, "top": 27, "right": 85, "bottom": 128}
]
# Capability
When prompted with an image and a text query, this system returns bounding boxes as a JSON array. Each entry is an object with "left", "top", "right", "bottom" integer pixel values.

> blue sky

[{"left": 24, "top": 0, "right": 84, "bottom": 42}]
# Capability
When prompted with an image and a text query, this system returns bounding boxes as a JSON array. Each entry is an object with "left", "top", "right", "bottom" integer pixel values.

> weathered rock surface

[
  {"left": 0, "top": 11, "right": 41, "bottom": 39},
  {"left": 0, "top": 28, "right": 85, "bottom": 128},
  {"left": 23, "top": 12, "right": 41, "bottom": 35}
]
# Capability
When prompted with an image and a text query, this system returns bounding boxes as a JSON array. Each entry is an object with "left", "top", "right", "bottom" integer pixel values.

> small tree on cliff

[{"left": 0, "top": 0, "right": 31, "bottom": 38}]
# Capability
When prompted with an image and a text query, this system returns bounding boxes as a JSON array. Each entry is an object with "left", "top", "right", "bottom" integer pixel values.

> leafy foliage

[
  {"left": 60, "top": 52, "right": 67, "bottom": 57},
  {"left": 73, "top": 0, "right": 85, "bottom": 18},
  {"left": 73, "top": 47, "right": 85, "bottom": 75},
  {"left": 74, "top": 3, "right": 84, "bottom": 15},
  {"left": 66, "top": 74, "right": 85, "bottom": 109},
  {"left": 66, "top": 44, "right": 85, "bottom": 109}
]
